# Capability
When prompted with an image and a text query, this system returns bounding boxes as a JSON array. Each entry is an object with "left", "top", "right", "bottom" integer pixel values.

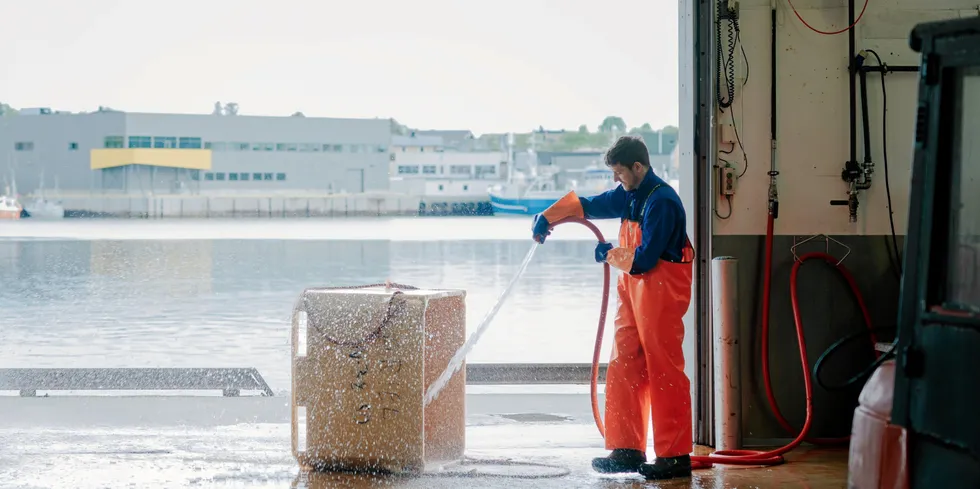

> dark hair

[{"left": 604, "top": 135, "right": 650, "bottom": 168}]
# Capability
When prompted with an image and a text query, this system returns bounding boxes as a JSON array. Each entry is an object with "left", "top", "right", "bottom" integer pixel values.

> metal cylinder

[{"left": 711, "top": 256, "right": 741, "bottom": 451}]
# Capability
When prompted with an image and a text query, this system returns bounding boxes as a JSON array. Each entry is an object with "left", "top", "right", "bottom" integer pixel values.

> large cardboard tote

[{"left": 291, "top": 286, "right": 466, "bottom": 474}]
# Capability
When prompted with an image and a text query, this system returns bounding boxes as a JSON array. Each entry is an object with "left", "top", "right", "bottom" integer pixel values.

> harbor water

[{"left": 0, "top": 217, "right": 622, "bottom": 393}]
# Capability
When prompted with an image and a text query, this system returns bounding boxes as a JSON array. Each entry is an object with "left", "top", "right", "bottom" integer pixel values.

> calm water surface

[{"left": 0, "top": 217, "right": 622, "bottom": 391}]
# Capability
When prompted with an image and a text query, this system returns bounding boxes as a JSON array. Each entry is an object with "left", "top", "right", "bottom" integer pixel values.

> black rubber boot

[
  {"left": 591, "top": 448, "right": 647, "bottom": 474},
  {"left": 638, "top": 454, "right": 692, "bottom": 480}
]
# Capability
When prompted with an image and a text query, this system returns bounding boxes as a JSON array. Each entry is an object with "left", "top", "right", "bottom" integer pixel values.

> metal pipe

[
  {"left": 861, "top": 65, "right": 919, "bottom": 73},
  {"left": 770, "top": 1, "right": 777, "bottom": 144},
  {"left": 768, "top": 0, "right": 779, "bottom": 220},
  {"left": 847, "top": 0, "right": 857, "bottom": 165},
  {"left": 859, "top": 67, "right": 872, "bottom": 166},
  {"left": 711, "top": 256, "right": 741, "bottom": 451}
]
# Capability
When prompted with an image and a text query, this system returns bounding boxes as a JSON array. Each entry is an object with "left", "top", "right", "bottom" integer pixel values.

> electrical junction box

[
  {"left": 719, "top": 166, "right": 736, "bottom": 196},
  {"left": 720, "top": 122, "right": 736, "bottom": 145},
  {"left": 719, "top": 0, "right": 739, "bottom": 20}
]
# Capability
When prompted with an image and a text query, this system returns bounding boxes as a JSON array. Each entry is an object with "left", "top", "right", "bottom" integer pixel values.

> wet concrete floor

[
  {"left": 1, "top": 396, "right": 851, "bottom": 488},
  {"left": 293, "top": 445, "right": 848, "bottom": 489}
]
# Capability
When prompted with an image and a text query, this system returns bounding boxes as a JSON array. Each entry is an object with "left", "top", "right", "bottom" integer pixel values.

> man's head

[{"left": 604, "top": 136, "right": 651, "bottom": 191}]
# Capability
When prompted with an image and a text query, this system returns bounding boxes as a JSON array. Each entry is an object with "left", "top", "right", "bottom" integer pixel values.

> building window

[
  {"left": 128, "top": 136, "right": 152, "bottom": 148},
  {"left": 463, "top": 185, "right": 469, "bottom": 191},
  {"left": 191, "top": 171, "right": 201, "bottom": 181},
  {"left": 475, "top": 165, "right": 497, "bottom": 178},
  {"left": 178, "top": 137, "right": 202, "bottom": 149},
  {"left": 332, "top": 144, "right": 343, "bottom": 152},
  {"left": 14, "top": 141, "right": 33, "bottom": 151},
  {"left": 377, "top": 145, "right": 388, "bottom": 153},
  {"left": 398, "top": 166, "right": 420, "bottom": 174},
  {"left": 253, "top": 173, "right": 263, "bottom": 181},
  {"left": 205, "top": 173, "right": 215, "bottom": 181},
  {"left": 239, "top": 173, "right": 249, "bottom": 181},
  {"left": 450, "top": 165, "right": 472, "bottom": 175},
  {"left": 299, "top": 143, "right": 318, "bottom": 152},
  {"left": 69, "top": 142, "right": 79, "bottom": 151},
  {"left": 154, "top": 137, "right": 177, "bottom": 148},
  {"left": 215, "top": 172, "right": 226, "bottom": 181},
  {"left": 252, "top": 143, "right": 273, "bottom": 151},
  {"left": 422, "top": 165, "right": 437, "bottom": 174},
  {"left": 276, "top": 173, "right": 286, "bottom": 181},
  {"left": 104, "top": 136, "right": 124, "bottom": 148},
  {"left": 229, "top": 173, "right": 239, "bottom": 181},
  {"left": 264, "top": 173, "right": 273, "bottom": 181},
  {"left": 438, "top": 184, "right": 444, "bottom": 191},
  {"left": 205, "top": 141, "right": 226, "bottom": 150}
]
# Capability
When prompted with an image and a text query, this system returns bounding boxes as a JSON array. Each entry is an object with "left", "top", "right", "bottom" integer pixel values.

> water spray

[{"left": 423, "top": 242, "right": 539, "bottom": 406}]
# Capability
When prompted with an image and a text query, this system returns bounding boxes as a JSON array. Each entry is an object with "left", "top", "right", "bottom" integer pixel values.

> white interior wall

[{"left": 713, "top": 0, "right": 977, "bottom": 236}]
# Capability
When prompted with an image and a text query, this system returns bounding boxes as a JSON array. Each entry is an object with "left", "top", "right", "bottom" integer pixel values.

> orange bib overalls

[
  {"left": 540, "top": 184, "right": 695, "bottom": 457},
  {"left": 603, "top": 183, "right": 695, "bottom": 458}
]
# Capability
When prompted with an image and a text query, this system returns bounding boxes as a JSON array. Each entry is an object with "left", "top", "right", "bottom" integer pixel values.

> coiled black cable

[
  {"left": 716, "top": 3, "right": 738, "bottom": 110},
  {"left": 812, "top": 326, "right": 897, "bottom": 392}
]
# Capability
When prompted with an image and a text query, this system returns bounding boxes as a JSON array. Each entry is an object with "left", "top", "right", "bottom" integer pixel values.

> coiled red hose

[{"left": 550, "top": 213, "right": 879, "bottom": 470}]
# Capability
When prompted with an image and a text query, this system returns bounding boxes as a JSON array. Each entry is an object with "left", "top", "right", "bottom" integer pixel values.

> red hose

[
  {"left": 550, "top": 212, "right": 879, "bottom": 470},
  {"left": 549, "top": 216, "right": 611, "bottom": 438}
]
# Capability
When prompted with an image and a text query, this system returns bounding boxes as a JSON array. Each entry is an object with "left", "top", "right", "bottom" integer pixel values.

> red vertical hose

[
  {"left": 549, "top": 217, "right": 611, "bottom": 438},
  {"left": 550, "top": 211, "right": 879, "bottom": 470}
]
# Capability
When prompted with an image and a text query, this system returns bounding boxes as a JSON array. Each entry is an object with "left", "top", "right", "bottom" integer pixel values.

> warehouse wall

[
  {"left": 713, "top": 0, "right": 978, "bottom": 443},
  {"left": 0, "top": 112, "right": 126, "bottom": 193}
]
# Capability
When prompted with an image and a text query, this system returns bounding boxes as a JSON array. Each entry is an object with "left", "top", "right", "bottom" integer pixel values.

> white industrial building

[
  {"left": 389, "top": 150, "right": 507, "bottom": 200},
  {"left": 0, "top": 109, "right": 392, "bottom": 196}
]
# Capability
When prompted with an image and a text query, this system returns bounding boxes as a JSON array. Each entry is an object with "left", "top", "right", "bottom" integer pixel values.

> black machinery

[{"left": 889, "top": 15, "right": 980, "bottom": 489}]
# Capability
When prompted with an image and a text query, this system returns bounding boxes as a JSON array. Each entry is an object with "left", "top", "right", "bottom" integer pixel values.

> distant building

[
  {"left": 0, "top": 109, "right": 391, "bottom": 195},
  {"left": 532, "top": 151, "right": 605, "bottom": 171},
  {"left": 389, "top": 151, "right": 506, "bottom": 199},
  {"left": 391, "top": 151, "right": 504, "bottom": 179},
  {"left": 531, "top": 126, "right": 568, "bottom": 146},
  {"left": 391, "top": 132, "right": 444, "bottom": 153},
  {"left": 634, "top": 129, "right": 678, "bottom": 177},
  {"left": 411, "top": 130, "right": 476, "bottom": 151}
]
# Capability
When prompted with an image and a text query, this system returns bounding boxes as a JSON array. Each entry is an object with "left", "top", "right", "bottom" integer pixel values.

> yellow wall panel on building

[{"left": 90, "top": 149, "right": 212, "bottom": 171}]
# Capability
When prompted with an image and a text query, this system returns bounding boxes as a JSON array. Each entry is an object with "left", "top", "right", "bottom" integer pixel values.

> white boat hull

[{"left": 23, "top": 200, "right": 65, "bottom": 219}]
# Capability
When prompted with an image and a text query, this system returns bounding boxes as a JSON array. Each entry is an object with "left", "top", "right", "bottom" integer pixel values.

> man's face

[{"left": 610, "top": 162, "right": 647, "bottom": 191}]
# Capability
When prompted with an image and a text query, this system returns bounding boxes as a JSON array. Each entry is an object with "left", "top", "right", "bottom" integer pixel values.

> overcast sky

[{"left": 1, "top": 0, "right": 678, "bottom": 135}]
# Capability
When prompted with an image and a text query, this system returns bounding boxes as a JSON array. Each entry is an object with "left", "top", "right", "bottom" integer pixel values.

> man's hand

[
  {"left": 532, "top": 214, "right": 551, "bottom": 243},
  {"left": 594, "top": 242, "right": 613, "bottom": 263}
]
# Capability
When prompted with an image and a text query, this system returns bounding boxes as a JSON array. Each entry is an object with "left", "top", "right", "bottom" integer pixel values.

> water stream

[{"left": 423, "top": 242, "right": 540, "bottom": 406}]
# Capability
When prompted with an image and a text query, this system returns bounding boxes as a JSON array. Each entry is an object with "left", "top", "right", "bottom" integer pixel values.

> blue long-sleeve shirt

[{"left": 578, "top": 171, "right": 688, "bottom": 275}]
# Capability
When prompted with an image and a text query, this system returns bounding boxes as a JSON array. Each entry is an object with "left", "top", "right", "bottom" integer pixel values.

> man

[{"left": 531, "top": 135, "right": 694, "bottom": 481}]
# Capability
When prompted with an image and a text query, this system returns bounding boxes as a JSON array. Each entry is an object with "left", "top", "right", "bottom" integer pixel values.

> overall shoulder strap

[{"left": 638, "top": 183, "right": 665, "bottom": 221}]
